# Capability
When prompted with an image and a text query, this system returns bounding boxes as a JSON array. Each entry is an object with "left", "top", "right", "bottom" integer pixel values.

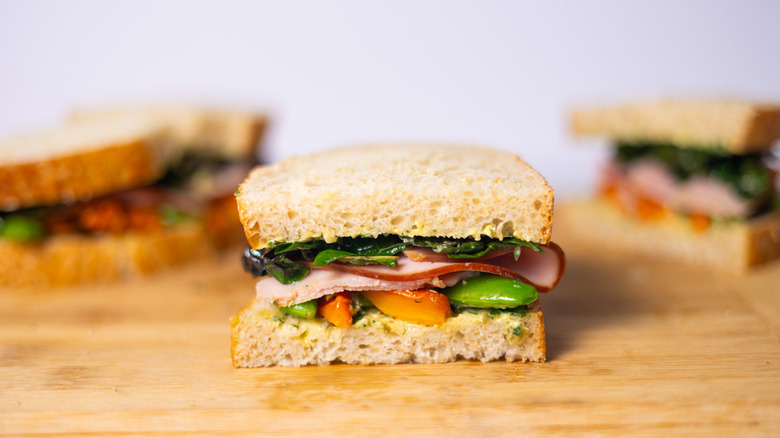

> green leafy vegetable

[
  {"left": 270, "top": 239, "right": 327, "bottom": 254},
  {"left": 400, "top": 236, "right": 542, "bottom": 258},
  {"left": 312, "top": 250, "right": 399, "bottom": 268},
  {"left": 264, "top": 254, "right": 310, "bottom": 284},
  {"left": 334, "top": 235, "right": 411, "bottom": 256},
  {"left": 155, "top": 150, "right": 234, "bottom": 189},
  {"left": 615, "top": 142, "right": 773, "bottom": 200}
]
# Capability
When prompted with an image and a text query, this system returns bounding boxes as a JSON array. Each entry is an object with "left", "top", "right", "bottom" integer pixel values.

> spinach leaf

[
  {"left": 333, "top": 235, "right": 410, "bottom": 256},
  {"left": 243, "top": 247, "right": 309, "bottom": 284},
  {"left": 264, "top": 254, "right": 310, "bottom": 284},
  {"left": 270, "top": 240, "right": 327, "bottom": 254},
  {"left": 400, "top": 236, "right": 542, "bottom": 258},
  {"left": 313, "top": 249, "right": 399, "bottom": 268}
]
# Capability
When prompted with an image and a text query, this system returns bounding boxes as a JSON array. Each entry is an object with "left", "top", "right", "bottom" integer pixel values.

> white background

[{"left": 1, "top": 1, "right": 779, "bottom": 197}]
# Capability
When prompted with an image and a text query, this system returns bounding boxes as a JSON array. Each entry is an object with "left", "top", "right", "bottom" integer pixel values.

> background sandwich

[
  {"left": 231, "top": 144, "right": 565, "bottom": 367},
  {"left": 559, "top": 99, "right": 780, "bottom": 271},
  {"left": 0, "top": 106, "right": 267, "bottom": 286}
]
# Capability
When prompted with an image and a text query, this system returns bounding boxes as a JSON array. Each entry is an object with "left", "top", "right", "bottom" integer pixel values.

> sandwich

[
  {"left": 230, "top": 144, "right": 566, "bottom": 367},
  {"left": 0, "top": 106, "right": 266, "bottom": 287},
  {"left": 559, "top": 99, "right": 780, "bottom": 271}
]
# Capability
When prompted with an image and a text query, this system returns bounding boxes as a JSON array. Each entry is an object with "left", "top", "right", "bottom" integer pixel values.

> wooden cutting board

[{"left": 2, "top": 237, "right": 780, "bottom": 436}]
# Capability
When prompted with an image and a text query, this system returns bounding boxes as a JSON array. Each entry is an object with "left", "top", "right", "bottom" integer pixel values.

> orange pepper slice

[
  {"left": 636, "top": 196, "right": 665, "bottom": 221},
  {"left": 318, "top": 292, "right": 353, "bottom": 328},
  {"left": 128, "top": 206, "right": 162, "bottom": 232},
  {"left": 361, "top": 289, "right": 451, "bottom": 326},
  {"left": 77, "top": 199, "right": 128, "bottom": 234},
  {"left": 689, "top": 213, "right": 711, "bottom": 233}
]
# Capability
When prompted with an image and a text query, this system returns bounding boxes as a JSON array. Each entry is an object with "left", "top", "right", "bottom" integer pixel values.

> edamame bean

[
  {"left": 279, "top": 299, "right": 318, "bottom": 319},
  {"left": 0, "top": 216, "right": 44, "bottom": 242},
  {"left": 443, "top": 274, "right": 538, "bottom": 308}
]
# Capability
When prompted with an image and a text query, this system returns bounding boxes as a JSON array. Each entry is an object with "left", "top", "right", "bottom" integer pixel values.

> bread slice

[
  {"left": 236, "top": 144, "right": 554, "bottom": 249},
  {"left": 230, "top": 298, "right": 545, "bottom": 367},
  {"left": 555, "top": 199, "right": 780, "bottom": 272},
  {"left": 0, "top": 119, "right": 171, "bottom": 211},
  {"left": 70, "top": 105, "right": 268, "bottom": 160},
  {"left": 0, "top": 217, "right": 241, "bottom": 288},
  {"left": 571, "top": 99, "right": 780, "bottom": 153}
]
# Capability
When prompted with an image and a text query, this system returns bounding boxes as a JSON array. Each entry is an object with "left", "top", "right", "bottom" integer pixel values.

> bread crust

[
  {"left": 230, "top": 298, "right": 546, "bottom": 367},
  {"left": 555, "top": 199, "right": 780, "bottom": 272},
  {"left": 70, "top": 105, "right": 268, "bottom": 161},
  {"left": 571, "top": 99, "right": 780, "bottom": 153},
  {"left": 0, "top": 198, "right": 246, "bottom": 288},
  {"left": 0, "top": 139, "right": 165, "bottom": 211},
  {"left": 236, "top": 144, "right": 554, "bottom": 249},
  {"left": 0, "top": 106, "right": 267, "bottom": 212}
]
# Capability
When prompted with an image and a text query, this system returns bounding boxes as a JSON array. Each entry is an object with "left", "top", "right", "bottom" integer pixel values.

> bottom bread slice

[
  {"left": 556, "top": 199, "right": 780, "bottom": 272},
  {"left": 0, "top": 222, "right": 242, "bottom": 288},
  {"left": 230, "top": 298, "right": 546, "bottom": 367}
]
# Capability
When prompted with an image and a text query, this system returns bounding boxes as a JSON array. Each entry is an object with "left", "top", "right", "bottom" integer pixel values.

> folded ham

[
  {"left": 257, "top": 243, "right": 565, "bottom": 306},
  {"left": 603, "top": 158, "right": 758, "bottom": 218}
]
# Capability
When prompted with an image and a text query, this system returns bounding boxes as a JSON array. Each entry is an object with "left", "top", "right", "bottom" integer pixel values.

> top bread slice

[
  {"left": 0, "top": 119, "right": 171, "bottom": 211},
  {"left": 571, "top": 99, "right": 780, "bottom": 153},
  {"left": 236, "top": 144, "right": 554, "bottom": 249},
  {"left": 70, "top": 105, "right": 268, "bottom": 161}
]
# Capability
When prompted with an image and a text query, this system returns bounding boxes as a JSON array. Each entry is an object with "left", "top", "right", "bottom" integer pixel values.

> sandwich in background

[
  {"left": 69, "top": 105, "right": 266, "bottom": 161},
  {"left": 231, "top": 144, "right": 565, "bottom": 367},
  {"left": 558, "top": 99, "right": 780, "bottom": 271},
  {"left": 0, "top": 106, "right": 267, "bottom": 287}
]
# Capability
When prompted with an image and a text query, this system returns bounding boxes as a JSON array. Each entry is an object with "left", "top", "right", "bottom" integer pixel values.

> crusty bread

[
  {"left": 230, "top": 298, "right": 545, "bottom": 367},
  {"left": 555, "top": 199, "right": 780, "bottom": 272},
  {"left": 70, "top": 105, "right": 268, "bottom": 160},
  {"left": 0, "top": 219, "right": 242, "bottom": 288},
  {"left": 571, "top": 99, "right": 780, "bottom": 153},
  {"left": 0, "top": 119, "right": 170, "bottom": 211},
  {"left": 236, "top": 144, "right": 554, "bottom": 249}
]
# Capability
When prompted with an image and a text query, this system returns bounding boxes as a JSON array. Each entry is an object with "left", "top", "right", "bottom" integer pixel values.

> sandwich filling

[
  {"left": 242, "top": 236, "right": 565, "bottom": 328},
  {"left": 600, "top": 142, "right": 777, "bottom": 230},
  {"left": 0, "top": 151, "right": 251, "bottom": 243}
]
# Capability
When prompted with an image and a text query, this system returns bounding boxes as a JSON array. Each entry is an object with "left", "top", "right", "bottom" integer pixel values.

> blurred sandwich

[
  {"left": 0, "top": 106, "right": 266, "bottom": 287},
  {"left": 231, "top": 144, "right": 565, "bottom": 367},
  {"left": 559, "top": 99, "right": 780, "bottom": 271}
]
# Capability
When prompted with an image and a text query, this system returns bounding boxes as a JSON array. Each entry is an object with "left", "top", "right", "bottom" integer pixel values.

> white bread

[
  {"left": 236, "top": 144, "right": 554, "bottom": 249},
  {"left": 0, "top": 219, "right": 243, "bottom": 288},
  {"left": 571, "top": 99, "right": 780, "bottom": 153},
  {"left": 230, "top": 298, "right": 545, "bottom": 367},
  {"left": 70, "top": 105, "right": 268, "bottom": 160},
  {"left": 0, "top": 119, "right": 171, "bottom": 211},
  {"left": 555, "top": 199, "right": 780, "bottom": 272}
]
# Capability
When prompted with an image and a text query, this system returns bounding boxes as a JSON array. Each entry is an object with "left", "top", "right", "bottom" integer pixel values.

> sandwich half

[
  {"left": 231, "top": 144, "right": 565, "bottom": 367},
  {"left": 0, "top": 107, "right": 266, "bottom": 286},
  {"left": 559, "top": 99, "right": 780, "bottom": 271}
]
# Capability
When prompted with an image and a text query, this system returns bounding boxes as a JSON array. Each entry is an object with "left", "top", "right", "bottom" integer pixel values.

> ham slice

[
  {"left": 607, "top": 158, "right": 757, "bottom": 218},
  {"left": 257, "top": 269, "right": 469, "bottom": 307},
  {"left": 256, "top": 242, "right": 565, "bottom": 306},
  {"left": 320, "top": 243, "right": 564, "bottom": 291}
]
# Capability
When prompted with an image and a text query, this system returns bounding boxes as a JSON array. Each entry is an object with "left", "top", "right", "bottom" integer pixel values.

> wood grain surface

[{"left": 1, "top": 236, "right": 779, "bottom": 437}]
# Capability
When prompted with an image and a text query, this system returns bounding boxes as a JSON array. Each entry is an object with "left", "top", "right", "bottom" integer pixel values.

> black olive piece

[{"left": 242, "top": 246, "right": 268, "bottom": 277}]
